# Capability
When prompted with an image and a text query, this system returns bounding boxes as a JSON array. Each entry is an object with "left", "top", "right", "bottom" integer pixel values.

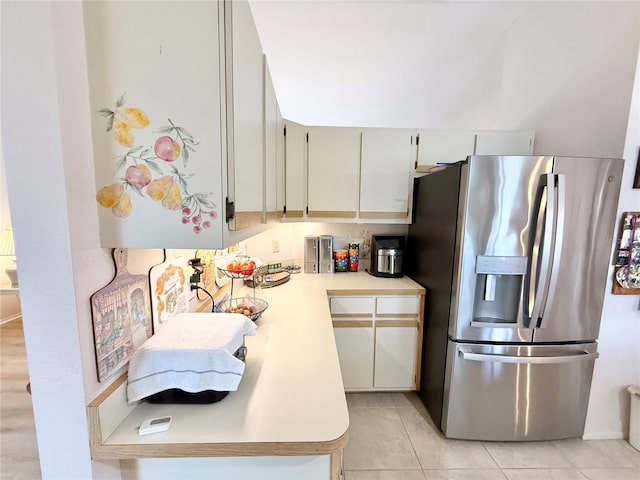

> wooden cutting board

[
  {"left": 149, "top": 251, "right": 189, "bottom": 331},
  {"left": 90, "top": 248, "right": 153, "bottom": 382},
  {"left": 194, "top": 249, "right": 226, "bottom": 299}
]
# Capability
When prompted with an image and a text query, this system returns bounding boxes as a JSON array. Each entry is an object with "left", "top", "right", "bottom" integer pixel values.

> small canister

[
  {"left": 334, "top": 249, "right": 348, "bottom": 272},
  {"left": 348, "top": 243, "right": 359, "bottom": 272}
]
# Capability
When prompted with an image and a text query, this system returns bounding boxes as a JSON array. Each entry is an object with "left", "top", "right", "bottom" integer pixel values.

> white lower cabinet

[
  {"left": 329, "top": 294, "right": 422, "bottom": 391},
  {"left": 374, "top": 324, "right": 417, "bottom": 389},
  {"left": 333, "top": 325, "right": 374, "bottom": 390}
]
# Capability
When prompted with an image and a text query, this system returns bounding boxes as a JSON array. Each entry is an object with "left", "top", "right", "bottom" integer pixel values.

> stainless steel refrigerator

[{"left": 406, "top": 155, "right": 623, "bottom": 441}]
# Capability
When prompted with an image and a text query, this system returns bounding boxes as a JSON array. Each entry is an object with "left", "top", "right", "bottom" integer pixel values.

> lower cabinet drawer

[
  {"left": 376, "top": 296, "right": 420, "bottom": 315},
  {"left": 330, "top": 296, "right": 375, "bottom": 315}
]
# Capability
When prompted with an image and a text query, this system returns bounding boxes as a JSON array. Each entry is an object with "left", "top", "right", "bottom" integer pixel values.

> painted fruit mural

[{"left": 95, "top": 94, "right": 217, "bottom": 234}]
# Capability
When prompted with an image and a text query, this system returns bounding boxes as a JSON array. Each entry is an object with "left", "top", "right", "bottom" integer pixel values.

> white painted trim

[{"left": 582, "top": 431, "right": 624, "bottom": 440}]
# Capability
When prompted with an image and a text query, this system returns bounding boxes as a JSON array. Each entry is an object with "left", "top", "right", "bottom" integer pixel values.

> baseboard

[
  {"left": 582, "top": 431, "right": 624, "bottom": 440},
  {"left": 0, "top": 314, "right": 22, "bottom": 325}
]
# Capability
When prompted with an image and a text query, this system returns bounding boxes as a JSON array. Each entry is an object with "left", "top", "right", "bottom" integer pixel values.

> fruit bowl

[
  {"left": 218, "top": 297, "right": 268, "bottom": 321},
  {"left": 215, "top": 256, "right": 262, "bottom": 279}
]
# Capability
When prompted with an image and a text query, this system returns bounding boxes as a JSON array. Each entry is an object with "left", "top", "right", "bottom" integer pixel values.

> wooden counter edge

[
  {"left": 88, "top": 375, "right": 349, "bottom": 460},
  {"left": 326, "top": 288, "right": 425, "bottom": 296},
  {"left": 89, "top": 428, "right": 349, "bottom": 460}
]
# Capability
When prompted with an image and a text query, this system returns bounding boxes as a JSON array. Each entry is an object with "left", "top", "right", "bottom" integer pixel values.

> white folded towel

[{"left": 127, "top": 313, "right": 257, "bottom": 403}]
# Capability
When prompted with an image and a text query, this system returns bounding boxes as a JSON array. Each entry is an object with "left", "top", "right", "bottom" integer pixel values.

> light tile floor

[{"left": 343, "top": 392, "right": 640, "bottom": 480}]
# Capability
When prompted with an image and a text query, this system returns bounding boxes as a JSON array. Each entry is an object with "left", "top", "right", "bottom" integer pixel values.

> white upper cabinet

[
  {"left": 415, "top": 129, "right": 535, "bottom": 171},
  {"left": 284, "top": 120, "right": 306, "bottom": 218},
  {"left": 85, "top": 0, "right": 278, "bottom": 248},
  {"left": 360, "top": 129, "right": 414, "bottom": 219},
  {"left": 276, "top": 105, "right": 286, "bottom": 222},
  {"left": 416, "top": 130, "right": 476, "bottom": 171},
  {"left": 474, "top": 130, "right": 535, "bottom": 155},
  {"left": 225, "top": 0, "right": 265, "bottom": 231},
  {"left": 84, "top": 1, "right": 225, "bottom": 248},
  {"left": 307, "top": 127, "right": 361, "bottom": 219},
  {"left": 264, "top": 59, "right": 279, "bottom": 224}
]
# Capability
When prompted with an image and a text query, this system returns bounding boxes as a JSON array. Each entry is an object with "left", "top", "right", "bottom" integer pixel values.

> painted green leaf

[
  {"left": 116, "top": 94, "right": 125, "bottom": 108},
  {"left": 107, "top": 116, "right": 114, "bottom": 132},
  {"left": 145, "top": 160, "right": 163, "bottom": 175},
  {"left": 176, "top": 126, "right": 193, "bottom": 138},
  {"left": 129, "top": 184, "right": 144, "bottom": 197},
  {"left": 97, "top": 109, "right": 114, "bottom": 117},
  {"left": 182, "top": 146, "right": 190, "bottom": 167},
  {"left": 114, "top": 157, "right": 127, "bottom": 172},
  {"left": 153, "top": 125, "right": 174, "bottom": 134},
  {"left": 178, "top": 176, "right": 188, "bottom": 192}
]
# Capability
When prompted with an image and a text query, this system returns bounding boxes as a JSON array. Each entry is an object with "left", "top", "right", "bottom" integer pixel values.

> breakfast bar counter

[{"left": 88, "top": 272, "right": 424, "bottom": 479}]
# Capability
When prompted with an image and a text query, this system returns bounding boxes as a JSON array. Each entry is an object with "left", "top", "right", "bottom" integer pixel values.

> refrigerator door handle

[
  {"left": 459, "top": 346, "right": 599, "bottom": 364},
  {"left": 524, "top": 174, "right": 554, "bottom": 326},
  {"left": 539, "top": 174, "right": 565, "bottom": 325},
  {"left": 524, "top": 173, "right": 563, "bottom": 328}
]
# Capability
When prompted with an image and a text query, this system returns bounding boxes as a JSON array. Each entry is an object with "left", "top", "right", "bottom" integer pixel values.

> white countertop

[{"left": 95, "top": 272, "right": 424, "bottom": 457}]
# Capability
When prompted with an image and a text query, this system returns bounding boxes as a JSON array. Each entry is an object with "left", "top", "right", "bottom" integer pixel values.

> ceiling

[{"left": 248, "top": 0, "right": 531, "bottom": 126}]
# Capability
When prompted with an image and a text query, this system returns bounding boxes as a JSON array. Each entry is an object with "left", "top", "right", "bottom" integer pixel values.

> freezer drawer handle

[{"left": 458, "top": 347, "right": 598, "bottom": 364}]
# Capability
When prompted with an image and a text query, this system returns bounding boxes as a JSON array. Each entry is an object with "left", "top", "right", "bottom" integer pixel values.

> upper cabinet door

[
  {"left": 84, "top": 1, "right": 225, "bottom": 248},
  {"left": 284, "top": 121, "right": 306, "bottom": 218},
  {"left": 474, "top": 131, "right": 535, "bottom": 155},
  {"left": 416, "top": 130, "right": 476, "bottom": 171},
  {"left": 307, "top": 127, "right": 361, "bottom": 218},
  {"left": 264, "top": 59, "right": 279, "bottom": 224},
  {"left": 360, "top": 129, "right": 414, "bottom": 219},
  {"left": 276, "top": 107, "right": 286, "bottom": 222},
  {"left": 225, "top": 0, "right": 265, "bottom": 231}
]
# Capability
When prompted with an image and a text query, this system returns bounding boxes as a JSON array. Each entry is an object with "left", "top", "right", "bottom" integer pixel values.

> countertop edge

[{"left": 91, "top": 428, "right": 350, "bottom": 460}]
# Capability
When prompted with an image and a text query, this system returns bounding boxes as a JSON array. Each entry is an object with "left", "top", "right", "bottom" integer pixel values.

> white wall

[
  {"left": 244, "top": 222, "right": 407, "bottom": 270},
  {"left": 1, "top": 2, "right": 126, "bottom": 477},
  {"left": 0, "top": 158, "right": 20, "bottom": 322},
  {"left": 584, "top": 50, "right": 640, "bottom": 440},
  {"left": 500, "top": 2, "right": 639, "bottom": 158}
]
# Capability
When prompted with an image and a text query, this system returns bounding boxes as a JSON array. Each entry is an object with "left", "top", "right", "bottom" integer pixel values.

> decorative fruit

[
  {"left": 120, "top": 108, "right": 150, "bottom": 129},
  {"left": 225, "top": 257, "right": 256, "bottom": 276},
  {"left": 113, "top": 119, "right": 134, "bottom": 147},
  {"left": 154, "top": 136, "right": 181, "bottom": 162},
  {"left": 162, "top": 183, "right": 182, "bottom": 210},
  {"left": 146, "top": 175, "right": 174, "bottom": 201},
  {"left": 96, "top": 183, "right": 124, "bottom": 208},
  {"left": 112, "top": 191, "right": 132, "bottom": 218},
  {"left": 125, "top": 164, "right": 152, "bottom": 187}
]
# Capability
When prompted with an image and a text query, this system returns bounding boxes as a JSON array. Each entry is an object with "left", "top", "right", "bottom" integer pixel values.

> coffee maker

[{"left": 369, "top": 235, "right": 404, "bottom": 278}]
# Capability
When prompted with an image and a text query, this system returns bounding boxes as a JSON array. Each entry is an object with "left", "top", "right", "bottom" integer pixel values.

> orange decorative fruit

[
  {"left": 96, "top": 183, "right": 124, "bottom": 208},
  {"left": 112, "top": 190, "right": 132, "bottom": 218},
  {"left": 120, "top": 108, "right": 150, "bottom": 129},
  {"left": 162, "top": 183, "right": 182, "bottom": 210},
  {"left": 113, "top": 119, "right": 134, "bottom": 147},
  {"left": 146, "top": 175, "right": 174, "bottom": 201}
]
